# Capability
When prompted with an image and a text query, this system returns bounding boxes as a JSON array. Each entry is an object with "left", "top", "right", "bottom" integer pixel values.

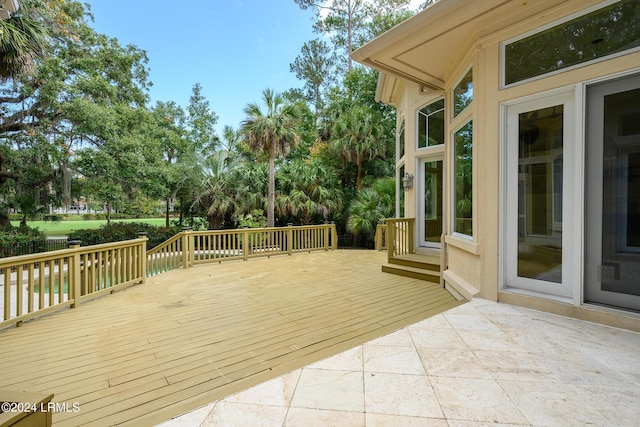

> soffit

[{"left": 352, "top": 0, "right": 577, "bottom": 90}]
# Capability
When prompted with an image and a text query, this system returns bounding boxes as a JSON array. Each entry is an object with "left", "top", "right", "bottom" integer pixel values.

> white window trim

[
  {"left": 500, "top": 0, "right": 639, "bottom": 89},
  {"left": 416, "top": 151, "right": 445, "bottom": 249},
  {"left": 452, "top": 64, "right": 473, "bottom": 120},
  {"left": 416, "top": 97, "right": 445, "bottom": 151},
  {"left": 500, "top": 89, "right": 581, "bottom": 303},
  {"left": 451, "top": 119, "right": 474, "bottom": 241},
  {"left": 397, "top": 116, "right": 406, "bottom": 163}
]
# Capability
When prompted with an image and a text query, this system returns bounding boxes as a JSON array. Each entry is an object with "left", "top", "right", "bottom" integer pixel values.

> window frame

[
  {"left": 453, "top": 66, "right": 473, "bottom": 119},
  {"left": 500, "top": 0, "right": 640, "bottom": 89},
  {"left": 501, "top": 90, "right": 578, "bottom": 301},
  {"left": 397, "top": 117, "right": 406, "bottom": 162},
  {"left": 451, "top": 119, "right": 474, "bottom": 240},
  {"left": 416, "top": 97, "right": 445, "bottom": 150}
]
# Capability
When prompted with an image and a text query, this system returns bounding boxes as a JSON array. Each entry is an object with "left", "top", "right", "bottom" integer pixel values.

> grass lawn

[{"left": 11, "top": 218, "right": 168, "bottom": 236}]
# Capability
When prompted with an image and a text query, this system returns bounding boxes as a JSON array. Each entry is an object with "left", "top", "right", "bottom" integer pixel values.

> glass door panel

[
  {"left": 420, "top": 159, "right": 443, "bottom": 248},
  {"left": 505, "top": 92, "right": 575, "bottom": 299},
  {"left": 517, "top": 106, "right": 564, "bottom": 283},
  {"left": 585, "top": 74, "right": 640, "bottom": 312}
]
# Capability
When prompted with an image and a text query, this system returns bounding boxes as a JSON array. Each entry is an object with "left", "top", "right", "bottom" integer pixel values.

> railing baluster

[
  {"left": 16, "top": 266, "right": 23, "bottom": 318},
  {"left": 27, "top": 264, "right": 34, "bottom": 313},
  {"left": 4, "top": 269, "right": 10, "bottom": 321},
  {"left": 48, "top": 260, "right": 54, "bottom": 307},
  {"left": 38, "top": 262, "right": 44, "bottom": 310}
]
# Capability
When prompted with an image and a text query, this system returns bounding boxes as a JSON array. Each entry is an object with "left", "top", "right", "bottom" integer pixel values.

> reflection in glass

[
  {"left": 398, "top": 119, "right": 405, "bottom": 160},
  {"left": 398, "top": 164, "right": 405, "bottom": 218},
  {"left": 417, "top": 99, "right": 445, "bottom": 148},
  {"left": 517, "top": 105, "right": 563, "bottom": 283},
  {"left": 505, "top": 0, "right": 640, "bottom": 85},
  {"left": 424, "top": 161, "right": 443, "bottom": 244},
  {"left": 599, "top": 88, "right": 640, "bottom": 296},
  {"left": 454, "top": 121, "right": 472, "bottom": 236},
  {"left": 454, "top": 69, "right": 473, "bottom": 117}
]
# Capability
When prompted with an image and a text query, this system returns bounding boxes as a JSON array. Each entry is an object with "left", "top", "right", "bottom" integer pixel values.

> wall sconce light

[
  {"left": 402, "top": 173, "right": 414, "bottom": 191},
  {"left": 0, "top": 0, "right": 19, "bottom": 20}
]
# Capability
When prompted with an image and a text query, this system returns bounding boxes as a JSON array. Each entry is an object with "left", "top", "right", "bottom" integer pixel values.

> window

[
  {"left": 453, "top": 121, "right": 473, "bottom": 236},
  {"left": 453, "top": 68, "right": 473, "bottom": 118},
  {"left": 398, "top": 164, "right": 405, "bottom": 218},
  {"left": 417, "top": 99, "right": 445, "bottom": 148},
  {"left": 398, "top": 118, "right": 406, "bottom": 160},
  {"left": 504, "top": 0, "right": 640, "bottom": 85}
]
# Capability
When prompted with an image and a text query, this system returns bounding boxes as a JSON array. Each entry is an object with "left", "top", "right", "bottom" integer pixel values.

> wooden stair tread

[{"left": 382, "top": 263, "right": 440, "bottom": 283}]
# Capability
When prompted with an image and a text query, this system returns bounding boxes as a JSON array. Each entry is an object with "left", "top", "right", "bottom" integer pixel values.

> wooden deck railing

[
  {"left": 374, "top": 223, "right": 387, "bottom": 251},
  {"left": 147, "top": 224, "right": 338, "bottom": 276},
  {"left": 1, "top": 224, "right": 338, "bottom": 328},
  {"left": 1, "top": 235, "right": 147, "bottom": 329},
  {"left": 385, "top": 218, "right": 415, "bottom": 260}
]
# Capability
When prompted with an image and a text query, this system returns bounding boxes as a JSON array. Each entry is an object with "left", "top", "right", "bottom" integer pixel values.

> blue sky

[{"left": 83, "top": 1, "right": 318, "bottom": 134}]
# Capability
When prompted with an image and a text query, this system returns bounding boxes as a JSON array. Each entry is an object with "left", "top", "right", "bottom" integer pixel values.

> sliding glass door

[{"left": 585, "top": 74, "right": 640, "bottom": 311}]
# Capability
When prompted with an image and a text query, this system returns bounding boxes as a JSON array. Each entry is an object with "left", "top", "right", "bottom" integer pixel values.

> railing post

[
  {"left": 68, "top": 240, "right": 81, "bottom": 308},
  {"left": 138, "top": 232, "right": 147, "bottom": 284},
  {"left": 375, "top": 223, "right": 385, "bottom": 251},
  {"left": 188, "top": 229, "right": 195, "bottom": 267},
  {"left": 387, "top": 220, "right": 395, "bottom": 260},
  {"left": 323, "top": 222, "right": 329, "bottom": 251},
  {"left": 408, "top": 219, "right": 415, "bottom": 254},
  {"left": 181, "top": 228, "right": 190, "bottom": 269},
  {"left": 331, "top": 222, "right": 338, "bottom": 250},
  {"left": 243, "top": 228, "right": 249, "bottom": 261},
  {"left": 287, "top": 223, "right": 293, "bottom": 255}
]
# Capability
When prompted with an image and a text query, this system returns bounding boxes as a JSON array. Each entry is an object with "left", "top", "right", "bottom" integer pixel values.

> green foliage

[
  {"left": 234, "top": 209, "right": 268, "bottom": 229},
  {"left": 0, "top": 1, "right": 416, "bottom": 243},
  {"left": 67, "top": 222, "right": 180, "bottom": 249},
  {"left": 241, "top": 89, "right": 303, "bottom": 228},
  {"left": 347, "top": 177, "right": 395, "bottom": 235},
  {"left": 289, "top": 39, "right": 336, "bottom": 113},
  {"left": 276, "top": 159, "right": 343, "bottom": 225},
  {"left": 170, "top": 216, "right": 207, "bottom": 231},
  {"left": 0, "top": 226, "right": 46, "bottom": 257}
]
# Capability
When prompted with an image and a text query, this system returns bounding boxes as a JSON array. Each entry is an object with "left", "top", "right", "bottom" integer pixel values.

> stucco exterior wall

[{"left": 394, "top": 0, "right": 640, "bottom": 304}]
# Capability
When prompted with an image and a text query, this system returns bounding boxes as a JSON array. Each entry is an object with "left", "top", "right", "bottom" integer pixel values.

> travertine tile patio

[{"left": 159, "top": 299, "right": 640, "bottom": 427}]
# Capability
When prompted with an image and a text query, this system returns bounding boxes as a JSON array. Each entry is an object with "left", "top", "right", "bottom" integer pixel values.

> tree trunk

[
  {"left": 207, "top": 214, "right": 222, "bottom": 230},
  {"left": 165, "top": 196, "right": 171, "bottom": 227},
  {"left": 0, "top": 212, "right": 11, "bottom": 231},
  {"left": 106, "top": 203, "right": 111, "bottom": 224},
  {"left": 267, "top": 154, "right": 275, "bottom": 228}
]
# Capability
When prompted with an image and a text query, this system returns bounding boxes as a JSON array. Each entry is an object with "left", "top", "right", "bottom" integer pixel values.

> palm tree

[
  {"left": 194, "top": 151, "right": 237, "bottom": 230},
  {"left": 331, "top": 106, "right": 386, "bottom": 190},
  {"left": 0, "top": 2, "right": 48, "bottom": 79},
  {"left": 347, "top": 177, "right": 395, "bottom": 235},
  {"left": 241, "top": 89, "right": 301, "bottom": 228},
  {"left": 277, "top": 159, "right": 342, "bottom": 225}
]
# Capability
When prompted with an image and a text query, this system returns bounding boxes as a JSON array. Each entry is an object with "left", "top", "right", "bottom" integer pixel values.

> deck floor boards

[{"left": 0, "top": 250, "right": 462, "bottom": 426}]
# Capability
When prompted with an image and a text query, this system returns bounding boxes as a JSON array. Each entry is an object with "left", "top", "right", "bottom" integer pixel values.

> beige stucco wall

[{"left": 395, "top": 0, "right": 640, "bottom": 303}]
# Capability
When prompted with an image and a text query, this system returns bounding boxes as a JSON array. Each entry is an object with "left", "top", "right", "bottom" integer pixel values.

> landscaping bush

[
  {"left": 68, "top": 222, "right": 181, "bottom": 250},
  {"left": 0, "top": 226, "right": 47, "bottom": 258}
]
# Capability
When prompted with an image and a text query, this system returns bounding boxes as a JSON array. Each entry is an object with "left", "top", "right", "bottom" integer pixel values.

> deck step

[
  {"left": 382, "top": 263, "right": 440, "bottom": 283},
  {"left": 388, "top": 253, "right": 440, "bottom": 272}
]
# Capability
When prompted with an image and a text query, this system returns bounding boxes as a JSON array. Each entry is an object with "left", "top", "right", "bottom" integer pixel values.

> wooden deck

[{"left": 0, "top": 250, "right": 463, "bottom": 426}]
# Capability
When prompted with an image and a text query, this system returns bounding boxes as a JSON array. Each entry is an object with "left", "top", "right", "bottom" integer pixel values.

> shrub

[
  {"left": 0, "top": 226, "right": 47, "bottom": 258},
  {"left": 43, "top": 214, "right": 62, "bottom": 222},
  {"left": 68, "top": 222, "right": 181, "bottom": 250}
]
